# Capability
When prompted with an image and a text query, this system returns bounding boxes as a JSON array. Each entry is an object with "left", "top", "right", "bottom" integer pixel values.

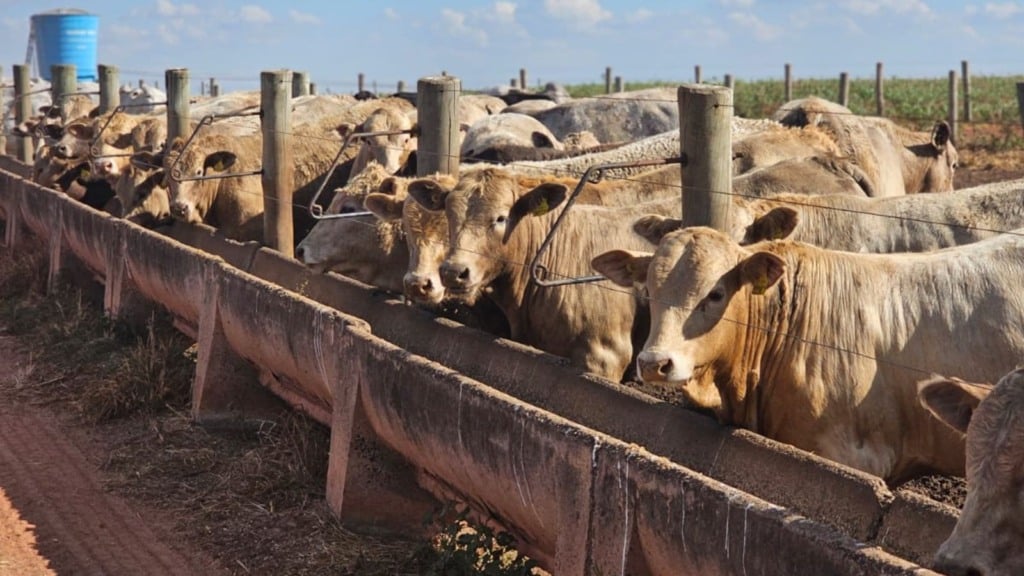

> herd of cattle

[{"left": 12, "top": 82, "right": 1024, "bottom": 575}]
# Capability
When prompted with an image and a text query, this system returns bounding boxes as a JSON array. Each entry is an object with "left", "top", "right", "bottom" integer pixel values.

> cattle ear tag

[
  {"left": 81, "top": 168, "right": 91, "bottom": 180},
  {"left": 532, "top": 198, "right": 550, "bottom": 216},
  {"left": 212, "top": 160, "right": 225, "bottom": 172}
]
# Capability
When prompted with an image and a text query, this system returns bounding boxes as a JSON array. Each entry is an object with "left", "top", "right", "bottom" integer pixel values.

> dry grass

[{"left": 0, "top": 234, "right": 547, "bottom": 575}]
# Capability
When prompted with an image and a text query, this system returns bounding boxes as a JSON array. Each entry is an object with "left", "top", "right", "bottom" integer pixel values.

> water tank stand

[{"left": 24, "top": 18, "right": 37, "bottom": 78}]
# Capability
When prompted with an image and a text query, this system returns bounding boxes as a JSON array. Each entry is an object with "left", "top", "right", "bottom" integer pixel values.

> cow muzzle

[
  {"left": 404, "top": 273, "right": 442, "bottom": 304},
  {"left": 439, "top": 261, "right": 472, "bottom": 290},
  {"left": 637, "top": 349, "right": 689, "bottom": 383},
  {"left": 169, "top": 201, "right": 193, "bottom": 221}
]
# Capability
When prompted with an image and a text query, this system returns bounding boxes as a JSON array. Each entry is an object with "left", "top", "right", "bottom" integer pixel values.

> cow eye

[
  {"left": 339, "top": 205, "right": 356, "bottom": 214},
  {"left": 707, "top": 289, "right": 724, "bottom": 303},
  {"left": 495, "top": 215, "right": 507, "bottom": 225}
]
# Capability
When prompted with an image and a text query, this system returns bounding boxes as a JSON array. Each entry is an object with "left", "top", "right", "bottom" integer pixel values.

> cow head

[
  {"left": 339, "top": 106, "right": 417, "bottom": 177},
  {"left": 920, "top": 121, "right": 958, "bottom": 193},
  {"left": 593, "top": 227, "right": 785, "bottom": 410},
  {"left": 295, "top": 162, "right": 407, "bottom": 292},
  {"left": 116, "top": 151, "right": 171, "bottom": 227},
  {"left": 919, "top": 369, "right": 1024, "bottom": 576},
  {"left": 165, "top": 135, "right": 238, "bottom": 224},
  {"left": 54, "top": 121, "right": 95, "bottom": 159}
]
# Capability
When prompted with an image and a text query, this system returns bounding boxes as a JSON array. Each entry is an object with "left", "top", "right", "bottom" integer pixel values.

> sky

[{"left": 0, "top": 0, "right": 1022, "bottom": 94}]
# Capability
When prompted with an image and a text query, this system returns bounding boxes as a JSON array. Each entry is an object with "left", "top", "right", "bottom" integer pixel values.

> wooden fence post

[
  {"left": 510, "top": 78, "right": 518, "bottom": 88},
  {"left": 519, "top": 68, "right": 527, "bottom": 90},
  {"left": 209, "top": 77, "right": 218, "bottom": 97},
  {"left": 875, "top": 62, "right": 884, "bottom": 116},
  {"left": 1016, "top": 83, "right": 1024, "bottom": 134},
  {"left": 724, "top": 74, "right": 734, "bottom": 90},
  {"left": 678, "top": 84, "right": 732, "bottom": 231},
  {"left": 0, "top": 66, "right": 5, "bottom": 156},
  {"left": 309, "top": 82, "right": 317, "bottom": 95},
  {"left": 838, "top": 71, "right": 849, "bottom": 107},
  {"left": 604, "top": 67, "right": 612, "bottom": 94},
  {"left": 358, "top": 72, "right": 365, "bottom": 93},
  {"left": 948, "top": 69, "right": 958, "bottom": 145},
  {"left": 51, "top": 64, "right": 77, "bottom": 121},
  {"left": 261, "top": 70, "right": 295, "bottom": 257},
  {"left": 14, "top": 64, "right": 32, "bottom": 163},
  {"left": 397, "top": 80, "right": 405, "bottom": 93},
  {"left": 784, "top": 63, "right": 793, "bottom": 102},
  {"left": 98, "top": 64, "right": 120, "bottom": 115},
  {"left": 962, "top": 60, "right": 972, "bottom": 122},
  {"left": 292, "top": 71, "right": 310, "bottom": 97},
  {"left": 694, "top": 65, "right": 702, "bottom": 84},
  {"left": 165, "top": 68, "right": 190, "bottom": 149},
  {"left": 614, "top": 76, "right": 623, "bottom": 93},
  {"left": 416, "top": 75, "right": 461, "bottom": 177}
]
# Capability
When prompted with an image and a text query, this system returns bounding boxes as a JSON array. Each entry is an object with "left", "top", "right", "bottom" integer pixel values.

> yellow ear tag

[
  {"left": 212, "top": 160, "right": 225, "bottom": 172},
  {"left": 81, "top": 168, "right": 91, "bottom": 180},
  {"left": 751, "top": 274, "right": 769, "bottom": 295},
  {"left": 532, "top": 198, "right": 550, "bottom": 216},
  {"left": 769, "top": 223, "right": 785, "bottom": 240}
]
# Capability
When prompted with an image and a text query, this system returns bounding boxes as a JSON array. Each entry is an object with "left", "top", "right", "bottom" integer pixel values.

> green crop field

[{"left": 563, "top": 75, "right": 1024, "bottom": 152}]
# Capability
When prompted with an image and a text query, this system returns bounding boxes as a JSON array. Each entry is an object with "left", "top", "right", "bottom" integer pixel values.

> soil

[{"left": 0, "top": 124, "right": 1021, "bottom": 573}]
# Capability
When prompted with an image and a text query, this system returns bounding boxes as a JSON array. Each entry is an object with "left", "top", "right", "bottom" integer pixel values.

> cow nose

[
  {"left": 169, "top": 202, "right": 189, "bottom": 219},
  {"left": 404, "top": 275, "right": 436, "bottom": 300},
  {"left": 439, "top": 262, "right": 470, "bottom": 288},
  {"left": 637, "top": 351, "right": 674, "bottom": 383},
  {"left": 294, "top": 245, "right": 306, "bottom": 261},
  {"left": 56, "top": 144, "right": 71, "bottom": 158}
]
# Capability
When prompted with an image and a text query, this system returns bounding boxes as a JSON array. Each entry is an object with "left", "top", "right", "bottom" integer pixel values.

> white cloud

[
  {"left": 156, "top": 23, "right": 179, "bottom": 45},
  {"left": 719, "top": 0, "right": 755, "bottom": 6},
  {"left": 626, "top": 8, "right": 654, "bottom": 23},
  {"left": 984, "top": 2, "right": 1024, "bottom": 18},
  {"left": 155, "top": 0, "right": 199, "bottom": 17},
  {"left": 240, "top": 4, "right": 273, "bottom": 24},
  {"left": 729, "top": 12, "right": 781, "bottom": 40},
  {"left": 544, "top": 0, "right": 612, "bottom": 28},
  {"left": 493, "top": 1, "right": 517, "bottom": 22},
  {"left": 289, "top": 10, "right": 320, "bottom": 25},
  {"left": 441, "top": 8, "right": 488, "bottom": 45},
  {"left": 840, "top": 0, "right": 931, "bottom": 15},
  {"left": 384, "top": 7, "right": 399, "bottom": 20}
]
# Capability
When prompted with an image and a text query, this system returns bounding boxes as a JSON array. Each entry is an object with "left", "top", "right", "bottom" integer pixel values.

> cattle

[
  {"left": 295, "top": 162, "right": 409, "bottom": 291},
  {"left": 337, "top": 100, "right": 417, "bottom": 181},
  {"left": 592, "top": 226, "right": 1024, "bottom": 483},
  {"left": 460, "top": 113, "right": 564, "bottom": 159},
  {"left": 919, "top": 367, "right": 1024, "bottom": 576},
  {"left": 120, "top": 83, "right": 167, "bottom": 114},
  {"left": 162, "top": 95, "right": 372, "bottom": 242},
  {"left": 773, "top": 96, "right": 957, "bottom": 196},
  {"left": 526, "top": 87, "right": 680, "bottom": 143},
  {"left": 405, "top": 165, "right": 683, "bottom": 380}
]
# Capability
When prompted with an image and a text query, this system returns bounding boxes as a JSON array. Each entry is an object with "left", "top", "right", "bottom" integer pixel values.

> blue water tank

[{"left": 32, "top": 9, "right": 99, "bottom": 82}]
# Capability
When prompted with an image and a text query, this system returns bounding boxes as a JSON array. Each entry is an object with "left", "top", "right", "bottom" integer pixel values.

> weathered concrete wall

[{"left": 0, "top": 164, "right": 949, "bottom": 574}]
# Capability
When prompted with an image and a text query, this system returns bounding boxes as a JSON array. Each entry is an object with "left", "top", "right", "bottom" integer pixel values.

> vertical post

[
  {"left": 0, "top": 66, "right": 5, "bottom": 156},
  {"left": 678, "top": 84, "right": 732, "bottom": 231},
  {"left": 397, "top": 80, "right": 406, "bottom": 93},
  {"left": 724, "top": 74, "right": 734, "bottom": 90},
  {"left": 875, "top": 62, "right": 884, "bottom": 116},
  {"left": 604, "top": 67, "right": 612, "bottom": 94},
  {"left": 614, "top": 76, "right": 623, "bottom": 93},
  {"left": 1016, "top": 83, "right": 1024, "bottom": 134},
  {"left": 14, "top": 64, "right": 32, "bottom": 163},
  {"left": 139, "top": 78, "right": 146, "bottom": 88},
  {"left": 962, "top": 60, "right": 972, "bottom": 122},
  {"left": 200, "top": 80, "right": 206, "bottom": 96},
  {"left": 416, "top": 75, "right": 461, "bottom": 177},
  {"left": 292, "top": 71, "right": 310, "bottom": 97},
  {"left": 98, "top": 64, "right": 120, "bottom": 115},
  {"left": 519, "top": 68, "right": 527, "bottom": 90},
  {"left": 358, "top": 72, "right": 365, "bottom": 93},
  {"left": 208, "top": 77, "right": 216, "bottom": 96},
  {"left": 784, "top": 63, "right": 793, "bottom": 102},
  {"left": 166, "top": 69, "right": 191, "bottom": 150},
  {"left": 838, "top": 72, "right": 849, "bottom": 107},
  {"left": 51, "top": 64, "right": 77, "bottom": 121},
  {"left": 694, "top": 65, "right": 702, "bottom": 84},
  {"left": 309, "top": 82, "right": 317, "bottom": 95},
  {"left": 948, "top": 69, "right": 958, "bottom": 145},
  {"left": 261, "top": 70, "right": 295, "bottom": 256},
  {"left": 210, "top": 81, "right": 220, "bottom": 97},
  {"left": 510, "top": 78, "right": 518, "bottom": 88}
]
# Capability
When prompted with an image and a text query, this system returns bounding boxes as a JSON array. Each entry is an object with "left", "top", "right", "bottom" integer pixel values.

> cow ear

[
  {"left": 634, "top": 215, "right": 681, "bottom": 245},
  {"left": 407, "top": 178, "right": 450, "bottom": 211},
  {"left": 203, "top": 151, "right": 237, "bottom": 174},
  {"left": 379, "top": 176, "right": 400, "bottom": 196},
  {"left": 511, "top": 182, "right": 568, "bottom": 220},
  {"left": 65, "top": 123, "right": 94, "bottom": 140},
  {"left": 918, "top": 376, "right": 990, "bottom": 435},
  {"left": 531, "top": 131, "right": 557, "bottom": 149},
  {"left": 592, "top": 250, "right": 653, "bottom": 288},
  {"left": 931, "top": 121, "right": 951, "bottom": 151},
  {"left": 739, "top": 252, "right": 785, "bottom": 295},
  {"left": 336, "top": 122, "right": 356, "bottom": 139},
  {"left": 743, "top": 207, "right": 798, "bottom": 244},
  {"left": 364, "top": 193, "right": 404, "bottom": 221}
]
